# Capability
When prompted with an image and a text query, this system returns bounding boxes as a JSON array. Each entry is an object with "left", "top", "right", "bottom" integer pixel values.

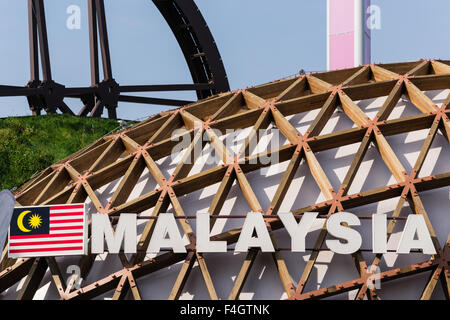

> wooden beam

[
  {"left": 370, "top": 65, "right": 399, "bottom": 82},
  {"left": 120, "top": 134, "right": 141, "bottom": 154},
  {"left": 408, "top": 60, "right": 430, "bottom": 76},
  {"left": 404, "top": 81, "right": 436, "bottom": 114},
  {"left": 147, "top": 112, "right": 182, "bottom": 144},
  {"left": 239, "top": 108, "right": 272, "bottom": 158},
  {"left": 242, "top": 91, "right": 267, "bottom": 109},
  {"left": 271, "top": 107, "right": 299, "bottom": 144},
  {"left": 430, "top": 60, "right": 450, "bottom": 75},
  {"left": 442, "top": 119, "right": 450, "bottom": 143},
  {"left": 228, "top": 249, "right": 258, "bottom": 300},
  {"left": 338, "top": 92, "right": 369, "bottom": 127},
  {"left": 142, "top": 153, "right": 167, "bottom": 187},
  {"left": 306, "top": 75, "right": 333, "bottom": 94},
  {"left": 276, "top": 76, "right": 307, "bottom": 101},
  {"left": 46, "top": 257, "right": 66, "bottom": 298},
  {"left": 108, "top": 156, "right": 146, "bottom": 208},
  {"left": 341, "top": 135, "right": 372, "bottom": 195},
  {"left": 168, "top": 251, "right": 196, "bottom": 300},
  {"left": 196, "top": 252, "right": 219, "bottom": 300},
  {"left": 376, "top": 82, "right": 404, "bottom": 121},
  {"left": 408, "top": 194, "right": 441, "bottom": 254},
  {"left": 134, "top": 196, "right": 170, "bottom": 262},
  {"left": 180, "top": 109, "right": 201, "bottom": 130},
  {"left": 17, "top": 258, "right": 47, "bottom": 300},
  {"left": 268, "top": 150, "right": 302, "bottom": 215},
  {"left": 342, "top": 66, "right": 371, "bottom": 86},
  {"left": 128, "top": 272, "right": 142, "bottom": 300},
  {"left": 205, "top": 127, "right": 234, "bottom": 164},
  {"left": 208, "top": 171, "right": 236, "bottom": 227},
  {"left": 33, "top": 168, "right": 70, "bottom": 205},
  {"left": 211, "top": 93, "right": 244, "bottom": 121},
  {"left": 304, "top": 150, "right": 334, "bottom": 200},
  {"left": 413, "top": 121, "right": 439, "bottom": 174},
  {"left": 420, "top": 266, "right": 442, "bottom": 300},
  {"left": 373, "top": 133, "right": 407, "bottom": 183},
  {"left": 307, "top": 93, "right": 337, "bottom": 138},
  {"left": 112, "top": 273, "right": 130, "bottom": 300}
]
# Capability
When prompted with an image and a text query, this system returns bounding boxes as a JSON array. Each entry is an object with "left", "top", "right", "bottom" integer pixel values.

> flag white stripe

[
  {"left": 9, "top": 243, "right": 84, "bottom": 250},
  {"left": 49, "top": 222, "right": 84, "bottom": 227},
  {"left": 49, "top": 217, "right": 84, "bottom": 222},
  {"left": 49, "top": 231, "right": 84, "bottom": 235},
  {"left": 49, "top": 209, "right": 84, "bottom": 214},
  {"left": 10, "top": 236, "right": 83, "bottom": 243},
  {"left": 9, "top": 250, "right": 84, "bottom": 258}
]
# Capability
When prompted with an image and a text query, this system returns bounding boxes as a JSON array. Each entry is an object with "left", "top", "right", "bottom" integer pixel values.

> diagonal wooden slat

[
  {"left": 420, "top": 266, "right": 443, "bottom": 300},
  {"left": 306, "top": 75, "right": 333, "bottom": 94},
  {"left": 228, "top": 248, "right": 259, "bottom": 300},
  {"left": 276, "top": 76, "right": 307, "bottom": 101},
  {"left": 46, "top": 257, "right": 67, "bottom": 298},
  {"left": 376, "top": 81, "right": 405, "bottom": 121},
  {"left": 338, "top": 91, "right": 368, "bottom": 127},
  {"left": 16, "top": 258, "right": 48, "bottom": 300},
  {"left": 127, "top": 272, "right": 142, "bottom": 300},
  {"left": 238, "top": 106, "right": 272, "bottom": 158},
  {"left": 404, "top": 81, "right": 436, "bottom": 114},
  {"left": 431, "top": 60, "right": 450, "bottom": 75},
  {"left": 408, "top": 60, "right": 430, "bottom": 76},
  {"left": 408, "top": 194, "right": 442, "bottom": 254},
  {"left": 33, "top": 168, "right": 70, "bottom": 205},
  {"left": 373, "top": 133, "right": 407, "bottom": 183},
  {"left": 370, "top": 65, "right": 399, "bottom": 82},
  {"left": 169, "top": 251, "right": 196, "bottom": 300},
  {"left": 211, "top": 93, "right": 244, "bottom": 121},
  {"left": 342, "top": 66, "right": 371, "bottom": 86},
  {"left": 108, "top": 156, "right": 146, "bottom": 208},
  {"left": 307, "top": 93, "right": 337, "bottom": 137},
  {"left": 243, "top": 90, "right": 267, "bottom": 109}
]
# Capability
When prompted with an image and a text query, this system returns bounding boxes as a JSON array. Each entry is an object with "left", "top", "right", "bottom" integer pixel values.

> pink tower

[{"left": 327, "top": 0, "right": 371, "bottom": 70}]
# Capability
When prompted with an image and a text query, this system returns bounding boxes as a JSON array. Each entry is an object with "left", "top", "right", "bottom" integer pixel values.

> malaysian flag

[{"left": 8, "top": 204, "right": 87, "bottom": 258}]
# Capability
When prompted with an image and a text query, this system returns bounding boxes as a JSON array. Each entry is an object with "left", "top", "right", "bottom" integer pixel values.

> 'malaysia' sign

[
  {"left": 90, "top": 212, "right": 436, "bottom": 255},
  {"left": 9, "top": 205, "right": 436, "bottom": 258}
]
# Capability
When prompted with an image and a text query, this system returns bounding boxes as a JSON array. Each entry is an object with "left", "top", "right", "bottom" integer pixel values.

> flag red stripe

[
  {"left": 9, "top": 239, "right": 83, "bottom": 246},
  {"left": 10, "top": 233, "right": 83, "bottom": 240},
  {"left": 9, "top": 247, "right": 83, "bottom": 253},
  {"left": 50, "top": 219, "right": 84, "bottom": 224},
  {"left": 49, "top": 226, "right": 84, "bottom": 231},
  {"left": 50, "top": 212, "right": 84, "bottom": 217},
  {"left": 50, "top": 204, "right": 84, "bottom": 210}
]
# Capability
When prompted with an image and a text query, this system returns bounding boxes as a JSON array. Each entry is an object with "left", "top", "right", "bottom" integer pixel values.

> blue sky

[{"left": 0, "top": 0, "right": 449, "bottom": 119}]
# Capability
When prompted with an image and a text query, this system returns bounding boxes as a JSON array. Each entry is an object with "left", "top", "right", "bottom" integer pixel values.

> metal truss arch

[{"left": 153, "top": 0, "right": 230, "bottom": 99}]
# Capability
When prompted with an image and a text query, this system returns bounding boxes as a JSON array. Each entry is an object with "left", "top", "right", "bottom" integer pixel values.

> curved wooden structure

[
  {"left": 0, "top": 0, "right": 229, "bottom": 118},
  {"left": 1, "top": 60, "right": 449, "bottom": 300}
]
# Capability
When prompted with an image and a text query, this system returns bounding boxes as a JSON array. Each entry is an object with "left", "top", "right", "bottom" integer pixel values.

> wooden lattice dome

[{"left": 1, "top": 60, "right": 449, "bottom": 300}]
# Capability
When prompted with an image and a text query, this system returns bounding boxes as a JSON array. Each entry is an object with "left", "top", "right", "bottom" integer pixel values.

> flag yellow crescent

[{"left": 17, "top": 210, "right": 31, "bottom": 233}]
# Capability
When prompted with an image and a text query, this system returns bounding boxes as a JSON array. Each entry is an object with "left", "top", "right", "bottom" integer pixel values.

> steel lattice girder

[{"left": 0, "top": 0, "right": 229, "bottom": 118}]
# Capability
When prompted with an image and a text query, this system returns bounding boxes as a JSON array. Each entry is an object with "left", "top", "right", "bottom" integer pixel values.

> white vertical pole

[{"left": 354, "top": 0, "right": 364, "bottom": 67}]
